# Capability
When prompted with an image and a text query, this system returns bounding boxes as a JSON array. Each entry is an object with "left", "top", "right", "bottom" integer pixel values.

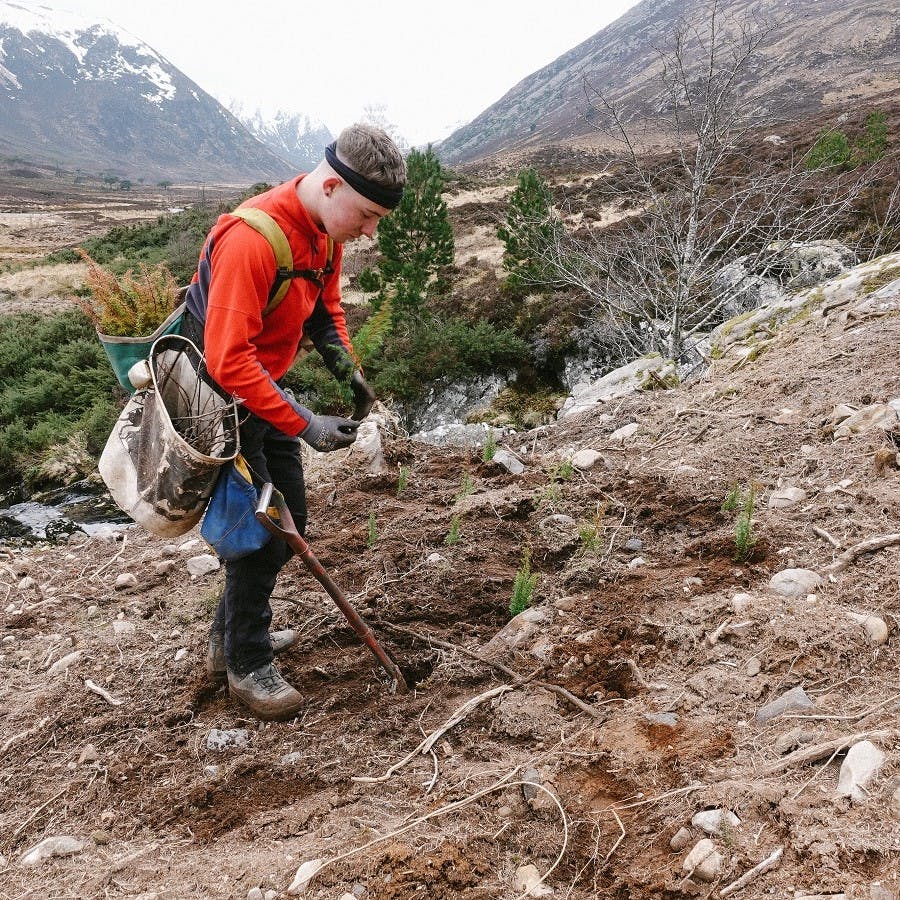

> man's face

[{"left": 322, "top": 179, "right": 391, "bottom": 243}]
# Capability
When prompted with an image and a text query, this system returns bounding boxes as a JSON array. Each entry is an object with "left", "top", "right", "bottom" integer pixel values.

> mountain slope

[
  {"left": 229, "top": 105, "right": 333, "bottom": 173},
  {"left": 437, "top": 0, "right": 900, "bottom": 165},
  {"left": 0, "top": 1, "right": 294, "bottom": 182}
]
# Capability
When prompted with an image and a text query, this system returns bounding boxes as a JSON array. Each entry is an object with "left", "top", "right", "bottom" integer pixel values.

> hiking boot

[
  {"left": 206, "top": 629, "right": 299, "bottom": 680},
  {"left": 227, "top": 662, "right": 304, "bottom": 720}
]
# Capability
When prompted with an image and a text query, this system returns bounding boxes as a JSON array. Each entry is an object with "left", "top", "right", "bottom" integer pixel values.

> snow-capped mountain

[
  {"left": 230, "top": 104, "right": 332, "bottom": 172},
  {"left": 0, "top": 1, "right": 294, "bottom": 181}
]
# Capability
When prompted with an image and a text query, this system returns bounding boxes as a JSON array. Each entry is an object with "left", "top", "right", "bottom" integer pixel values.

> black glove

[
  {"left": 300, "top": 414, "right": 360, "bottom": 452},
  {"left": 350, "top": 370, "right": 376, "bottom": 421}
]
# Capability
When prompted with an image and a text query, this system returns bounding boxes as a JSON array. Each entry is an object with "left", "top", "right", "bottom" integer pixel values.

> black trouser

[{"left": 182, "top": 310, "right": 307, "bottom": 675}]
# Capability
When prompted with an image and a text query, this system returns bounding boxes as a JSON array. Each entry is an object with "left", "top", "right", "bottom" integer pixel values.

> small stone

[
  {"left": 746, "top": 656, "right": 762, "bottom": 676},
  {"left": 264, "top": 892, "right": 278, "bottom": 900},
  {"left": 425, "top": 552, "right": 446, "bottom": 566},
  {"left": 17, "top": 576, "right": 38, "bottom": 593},
  {"left": 492, "top": 448, "right": 525, "bottom": 474},
  {"left": 155, "top": 560, "right": 176, "bottom": 576},
  {"left": 90, "top": 830, "right": 110, "bottom": 845},
  {"left": 624, "top": 537, "right": 642, "bottom": 552},
  {"left": 670, "top": 827, "right": 692, "bottom": 851},
  {"left": 20, "top": 835, "right": 84, "bottom": 866},
  {"left": 682, "top": 838, "right": 723, "bottom": 882},
  {"left": 497, "top": 804, "right": 513, "bottom": 819},
  {"left": 186, "top": 554, "right": 220, "bottom": 577},
  {"left": 86, "top": 605, "right": 99, "bottom": 618},
  {"left": 174, "top": 648, "right": 189, "bottom": 662},
  {"left": 845, "top": 611, "right": 889, "bottom": 645},
  {"left": 112, "top": 620, "right": 136, "bottom": 636},
  {"left": 768, "top": 486, "right": 807, "bottom": 508},
  {"left": 836, "top": 740, "right": 886, "bottom": 801},
  {"left": 691, "top": 808, "right": 741, "bottom": 837},
  {"left": 204, "top": 765, "right": 219, "bottom": 777},
  {"left": 731, "top": 592, "right": 753, "bottom": 613},
  {"left": 178, "top": 539, "right": 201, "bottom": 553},
  {"left": 161, "top": 544, "right": 179, "bottom": 556},
  {"left": 769, "top": 568, "right": 822, "bottom": 598},
  {"left": 644, "top": 712, "right": 678, "bottom": 727},
  {"left": 756, "top": 686, "right": 814, "bottom": 723},
  {"left": 572, "top": 448, "right": 603, "bottom": 470},
  {"left": 114, "top": 572, "right": 137, "bottom": 590},
  {"left": 574, "top": 629, "right": 596, "bottom": 645},
  {"left": 628, "top": 556, "right": 645, "bottom": 568},
  {"left": 79, "top": 744, "right": 99, "bottom": 764},
  {"left": 554, "top": 596, "right": 576, "bottom": 611},
  {"left": 280, "top": 752, "right": 303, "bottom": 765},
  {"left": 521, "top": 767, "right": 541, "bottom": 802},
  {"left": 206, "top": 728, "right": 250, "bottom": 751},
  {"left": 513, "top": 863, "right": 553, "bottom": 897},
  {"left": 247, "top": 889, "right": 265, "bottom": 900},
  {"left": 609, "top": 422, "right": 639, "bottom": 443}
]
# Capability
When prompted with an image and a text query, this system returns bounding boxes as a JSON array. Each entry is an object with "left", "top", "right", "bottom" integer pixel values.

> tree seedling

[{"left": 509, "top": 547, "right": 537, "bottom": 617}]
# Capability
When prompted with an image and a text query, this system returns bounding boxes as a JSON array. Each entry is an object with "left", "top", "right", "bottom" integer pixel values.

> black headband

[{"left": 325, "top": 142, "right": 404, "bottom": 210}]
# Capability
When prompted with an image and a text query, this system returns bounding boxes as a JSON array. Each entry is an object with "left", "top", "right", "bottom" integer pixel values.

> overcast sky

[{"left": 52, "top": 0, "right": 639, "bottom": 145}]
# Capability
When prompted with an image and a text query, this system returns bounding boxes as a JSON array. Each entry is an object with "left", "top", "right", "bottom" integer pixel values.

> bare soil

[{"left": 1, "top": 180, "right": 899, "bottom": 899}]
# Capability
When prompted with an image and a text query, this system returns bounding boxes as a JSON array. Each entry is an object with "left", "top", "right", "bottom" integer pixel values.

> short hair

[{"left": 336, "top": 123, "right": 406, "bottom": 190}]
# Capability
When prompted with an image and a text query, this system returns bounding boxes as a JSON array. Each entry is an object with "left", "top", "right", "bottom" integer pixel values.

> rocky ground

[{"left": 1, "top": 248, "right": 899, "bottom": 899}]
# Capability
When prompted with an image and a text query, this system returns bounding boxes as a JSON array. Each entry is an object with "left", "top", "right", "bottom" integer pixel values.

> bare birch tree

[{"left": 525, "top": 1, "right": 878, "bottom": 367}]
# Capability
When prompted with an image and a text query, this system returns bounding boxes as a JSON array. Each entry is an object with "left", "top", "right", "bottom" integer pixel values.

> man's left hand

[{"left": 350, "top": 370, "right": 376, "bottom": 420}]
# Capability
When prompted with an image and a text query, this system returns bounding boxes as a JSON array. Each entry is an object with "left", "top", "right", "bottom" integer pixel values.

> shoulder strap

[{"left": 230, "top": 207, "right": 336, "bottom": 317}]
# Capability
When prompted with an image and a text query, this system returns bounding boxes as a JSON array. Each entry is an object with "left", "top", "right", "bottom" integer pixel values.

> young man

[{"left": 182, "top": 124, "right": 406, "bottom": 719}]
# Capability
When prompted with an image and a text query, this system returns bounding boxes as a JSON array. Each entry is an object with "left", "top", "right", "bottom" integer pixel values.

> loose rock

[
  {"left": 691, "top": 808, "right": 741, "bottom": 837},
  {"left": 571, "top": 448, "right": 604, "bottom": 470},
  {"left": 845, "top": 611, "right": 889, "bottom": 645},
  {"left": 756, "top": 686, "right": 814, "bottom": 723},
  {"left": 836, "top": 740, "right": 886, "bottom": 801},
  {"left": 20, "top": 835, "right": 84, "bottom": 866},
  {"left": 670, "top": 827, "right": 692, "bottom": 851},
  {"left": 682, "top": 838, "right": 723, "bottom": 882},
  {"left": 492, "top": 448, "right": 525, "bottom": 474},
  {"left": 114, "top": 572, "right": 138, "bottom": 590},
  {"left": 769, "top": 568, "right": 822, "bottom": 597},
  {"left": 186, "top": 554, "right": 220, "bottom": 577},
  {"left": 513, "top": 863, "right": 553, "bottom": 897},
  {"left": 768, "top": 486, "right": 807, "bottom": 508}
]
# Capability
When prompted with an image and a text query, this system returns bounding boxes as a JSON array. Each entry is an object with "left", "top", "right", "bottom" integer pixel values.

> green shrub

[{"left": 0, "top": 310, "right": 118, "bottom": 487}]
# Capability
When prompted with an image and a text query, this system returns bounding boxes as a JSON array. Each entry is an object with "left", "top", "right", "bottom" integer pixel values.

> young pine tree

[
  {"left": 497, "top": 168, "right": 561, "bottom": 291},
  {"left": 358, "top": 146, "right": 454, "bottom": 321}
]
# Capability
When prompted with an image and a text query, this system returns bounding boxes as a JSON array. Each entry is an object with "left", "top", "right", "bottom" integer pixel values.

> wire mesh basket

[{"left": 99, "top": 334, "right": 240, "bottom": 537}]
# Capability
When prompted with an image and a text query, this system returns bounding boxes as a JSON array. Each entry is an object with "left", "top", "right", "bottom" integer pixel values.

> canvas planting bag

[{"left": 99, "top": 334, "right": 239, "bottom": 537}]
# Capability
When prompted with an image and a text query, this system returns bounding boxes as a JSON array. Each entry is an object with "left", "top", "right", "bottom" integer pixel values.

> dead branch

[
  {"left": 753, "top": 728, "right": 899, "bottom": 776},
  {"left": 0, "top": 716, "right": 50, "bottom": 757},
  {"left": 352, "top": 684, "right": 513, "bottom": 783},
  {"left": 605, "top": 807, "right": 626, "bottom": 862},
  {"left": 811, "top": 525, "right": 842, "bottom": 549},
  {"left": 719, "top": 847, "right": 783, "bottom": 897},
  {"left": 383, "top": 622, "right": 607, "bottom": 720},
  {"left": 84, "top": 679, "right": 124, "bottom": 706},
  {"left": 821, "top": 532, "right": 900, "bottom": 575}
]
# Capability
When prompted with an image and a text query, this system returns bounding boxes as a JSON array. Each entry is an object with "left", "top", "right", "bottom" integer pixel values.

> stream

[{"left": 0, "top": 481, "right": 130, "bottom": 542}]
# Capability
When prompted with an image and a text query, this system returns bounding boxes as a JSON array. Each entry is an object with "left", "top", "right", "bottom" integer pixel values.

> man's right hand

[{"left": 300, "top": 414, "right": 360, "bottom": 452}]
